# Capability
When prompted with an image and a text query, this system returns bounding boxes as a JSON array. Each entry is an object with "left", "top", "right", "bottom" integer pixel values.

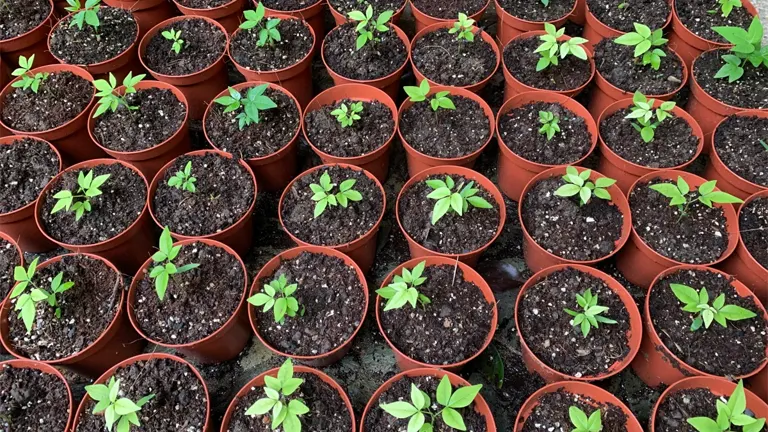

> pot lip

[
  {"left": 644, "top": 264, "right": 768, "bottom": 380},
  {"left": 494, "top": 0, "right": 575, "bottom": 25},
  {"left": 374, "top": 256, "right": 499, "bottom": 370},
  {"left": 410, "top": 0, "right": 491, "bottom": 23},
  {"left": 709, "top": 110, "right": 768, "bottom": 193},
  {"left": 737, "top": 189, "right": 768, "bottom": 272},
  {"left": 0, "top": 0, "right": 54, "bottom": 45},
  {"left": 172, "top": 0, "right": 241, "bottom": 11},
  {"left": 0, "top": 135, "right": 63, "bottom": 220},
  {"left": 671, "top": 0, "right": 759, "bottom": 48},
  {"left": 513, "top": 263, "right": 643, "bottom": 381},
  {"left": 262, "top": 0, "right": 324, "bottom": 15},
  {"left": 593, "top": 43, "right": 689, "bottom": 98},
  {"left": 246, "top": 245, "right": 370, "bottom": 362},
  {"left": 327, "top": 0, "right": 408, "bottom": 21},
  {"left": 585, "top": 0, "right": 673, "bottom": 36},
  {"left": 127, "top": 238, "right": 249, "bottom": 350}
]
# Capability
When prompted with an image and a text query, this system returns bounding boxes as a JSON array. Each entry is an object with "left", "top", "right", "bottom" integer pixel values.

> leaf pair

[
  {"left": 245, "top": 359, "right": 309, "bottom": 432},
  {"left": 403, "top": 80, "right": 456, "bottom": 111},
  {"left": 376, "top": 261, "right": 431, "bottom": 310},
  {"left": 553, "top": 166, "right": 615, "bottom": 206},
  {"left": 213, "top": 84, "right": 278, "bottom": 130},
  {"left": 564, "top": 289, "right": 617, "bottom": 337},
  {"left": 85, "top": 377, "right": 155, "bottom": 432},
  {"left": 168, "top": 161, "right": 197, "bottom": 193},
  {"left": 309, "top": 171, "right": 364, "bottom": 217},
  {"left": 149, "top": 227, "right": 200, "bottom": 301},
  {"left": 670, "top": 283, "right": 757, "bottom": 331},
  {"left": 449, "top": 13, "right": 475, "bottom": 41},
  {"left": 161, "top": 29, "right": 184, "bottom": 54},
  {"left": 248, "top": 274, "right": 302, "bottom": 323},
  {"left": 569, "top": 406, "right": 603, "bottom": 432},
  {"left": 649, "top": 176, "right": 743, "bottom": 216},
  {"left": 426, "top": 176, "right": 493, "bottom": 224},
  {"left": 538, "top": 110, "right": 560, "bottom": 141}
]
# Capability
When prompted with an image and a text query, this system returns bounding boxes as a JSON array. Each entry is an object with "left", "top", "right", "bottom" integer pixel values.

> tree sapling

[
  {"left": 245, "top": 359, "right": 309, "bottom": 432},
  {"left": 309, "top": 171, "right": 363, "bottom": 218},
  {"left": 564, "top": 289, "right": 618, "bottom": 337},
  {"left": 538, "top": 110, "right": 560, "bottom": 141},
  {"left": 148, "top": 227, "right": 200, "bottom": 301},
  {"left": 167, "top": 161, "right": 197, "bottom": 193},
  {"left": 348, "top": 5, "right": 394, "bottom": 50},
  {"left": 247, "top": 274, "right": 302, "bottom": 323},
  {"left": 11, "top": 55, "right": 48, "bottom": 94},
  {"left": 51, "top": 170, "right": 111, "bottom": 221},
  {"left": 331, "top": 102, "right": 364, "bottom": 128},
  {"left": 376, "top": 260, "right": 431, "bottom": 310},
  {"left": 569, "top": 406, "right": 603, "bottom": 432},
  {"left": 624, "top": 91, "right": 675, "bottom": 143},
  {"left": 240, "top": 3, "right": 282, "bottom": 47},
  {"left": 404, "top": 80, "right": 456, "bottom": 111},
  {"left": 687, "top": 380, "right": 765, "bottom": 432},
  {"left": 535, "top": 23, "right": 589, "bottom": 71},
  {"left": 85, "top": 376, "right": 155, "bottom": 432},
  {"left": 649, "top": 176, "right": 743, "bottom": 219},
  {"left": 614, "top": 23, "right": 668, "bottom": 70},
  {"left": 11, "top": 258, "right": 75, "bottom": 333},
  {"left": 426, "top": 175, "right": 493, "bottom": 224},
  {"left": 554, "top": 166, "right": 616, "bottom": 206},
  {"left": 213, "top": 84, "right": 277, "bottom": 130},
  {"left": 670, "top": 283, "right": 757, "bottom": 331},
  {"left": 162, "top": 29, "right": 184, "bottom": 54},
  {"left": 712, "top": 17, "right": 768, "bottom": 83},
  {"left": 65, "top": 0, "right": 100, "bottom": 31},
  {"left": 449, "top": 13, "right": 475, "bottom": 41},
  {"left": 92, "top": 72, "right": 146, "bottom": 118},
  {"left": 708, "top": 0, "right": 742, "bottom": 17}
]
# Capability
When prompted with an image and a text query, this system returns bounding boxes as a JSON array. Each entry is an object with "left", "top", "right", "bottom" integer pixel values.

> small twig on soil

[{"left": 451, "top": 256, "right": 459, "bottom": 286}]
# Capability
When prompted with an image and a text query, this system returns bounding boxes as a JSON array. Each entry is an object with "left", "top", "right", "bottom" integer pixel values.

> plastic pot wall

[
  {"left": 410, "top": 0, "right": 490, "bottom": 33},
  {"left": 173, "top": 0, "right": 247, "bottom": 33},
  {"left": 329, "top": 0, "right": 406, "bottom": 26},
  {"left": 0, "top": 232, "right": 22, "bottom": 304},
  {"left": 263, "top": 0, "right": 326, "bottom": 43}
]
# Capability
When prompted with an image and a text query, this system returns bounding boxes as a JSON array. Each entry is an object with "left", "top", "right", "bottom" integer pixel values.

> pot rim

[
  {"left": 410, "top": 0, "right": 491, "bottom": 23},
  {"left": 0, "top": 0, "right": 54, "bottom": 46},
  {"left": 585, "top": 0, "right": 673, "bottom": 36},
  {"left": 708, "top": 110, "right": 768, "bottom": 193},
  {"left": 494, "top": 0, "right": 575, "bottom": 26},
  {"left": 671, "top": 0, "right": 759, "bottom": 49},
  {"left": 327, "top": 0, "right": 408, "bottom": 22},
  {"left": 736, "top": 189, "right": 768, "bottom": 272}
]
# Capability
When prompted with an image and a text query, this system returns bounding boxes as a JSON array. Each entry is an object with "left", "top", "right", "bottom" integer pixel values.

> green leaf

[
  {"left": 431, "top": 197, "right": 451, "bottom": 224},
  {"left": 718, "top": 304, "right": 757, "bottom": 321},
  {"left": 85, "top": 384, "right": 111, "bottom": 402},
  {"left": 436, "top": 376, "right": 452, "bottom": 406},
  {"left": 555, "top": 184, "right": 581, "bottom": 197},
  {"left": 380, "top": 401, "right": 419, "bottom": 419},
  {"left": 441, "top": 407, "right": 466, "bottom": 430},
  {"left": 687, "top": 417, "right": 722, "bottom": 432},
  {"left": 447, "top": 384, "right": 482, "bottom": 408},
  {"left": 114, "top": 398, "right": 141, "bottom": 415},
  {"left": 408, "top": 412, "right": 426, "bottom": 432}
]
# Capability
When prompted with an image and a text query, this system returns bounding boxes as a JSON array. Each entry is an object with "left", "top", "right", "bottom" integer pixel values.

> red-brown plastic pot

[
  {"left": 495, "top": 0, "right": 575, "bottom": 47},
  {"left": 329, "top": 0, "right": 406, "bottom": 26},
  {"left": 0, "top": 253, "right": 146, "bottom": 378},
  {"left": 263, "top": 0, "right": 325, "bottom": 43},
  {"left": 583, "top": 0, "right": 672, "bottom": 49},
  {"left": 616, "top": 169, "right": 740, "bottom": 288},
  {"left": 597, "top": 97, "right": 704, "bottom": 193},
  {"left": 139, "top": 16, "right": 229, "bottom": 120},
  {"left": 0, "top": 0, "right": 57, "bottom": 67},
  {"left": 0, "top": 359, "right": 74, "bottom": 431},
  {"left": 174, "top": 0, "right": 246, "bottom": 33},
  {"left": 747, "top": 365, "right": 767, "bottom": 401},
  {"left": 0, "top": 232, "right": 22, "bottom": 304},
  {"left": 496, "top": 91, "right": 598, "bottom": 201},
  {"left": 515, "top": 381, "right": 643, "bottom": 431},
  {"left": 248, "top": 245, "right": 369, "bottom": 367},
  {"left": 303, "top": 84, "right": 397, "bottom": 183},
  {"left": 104, "top": 0, "right": 178, "bottom": 38},
  {"left": 395, "top": 165, "right": 506, "bottom": 267},
  {"left": 88, "top": 81, "right": 191, "bottom": 180},
  {"left": 128, "top": 238, "right": 251, "bottom": 363},
  {"left": 410, "top": 0, "right": 490, "bottom": 33},
  {"left": 278, "top": 163, "right": 385, "bottom": 273},
  {"left": 149, "top": 149, "right": 258, "bottom": 255},
  {"left": 376, "top": 256, "right": 498, "bottom": 372}
]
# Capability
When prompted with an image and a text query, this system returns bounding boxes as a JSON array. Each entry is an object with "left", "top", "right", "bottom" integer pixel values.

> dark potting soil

[
  {"left": 693, "top": 49, "right": 768, "bottom": 109},
  {"left": 630, "top": 178, "right": 730, "bottom": 264},
  {"left": 1, "top": 71, "right": 92, "bottom": 133},
  {"left": 520, "top": 389, "right": 629, "bottom": 432},
  {"left": 39, "top": 163, "right": 146, "bottom": 245},
  {"left": 655, "top": 388, "right": 766, "bottom": 432},
  {"left": 7, "top": 254, "right": 120, "bottom": 361},
  {"left": 143, "top": 18, "right": 226, "bottom": 76},
  {"left": 594, "top": 39, "right": 684, "bottom": 95},
  {"left": 651, "top": 268, "right": 768, "bottom": 376},
  {"left": 586, "top": 0, "right": 670, "bottom": 33},
  {"left": 519, "top": 267, "right": 632, "bottom": 377},
  {"left": 252, "top": 251, "right": 366, "bottom": 356},
  {"left": 0, "top": 240, "right": 19, "bottom": 302},
  {"left": 153, "top": 153, "right": 254, "bottom": 237},
  {"left": 176, "top": 0, "right": 231, "bottom": 7},
  {"left": 75, "top": 358, "right": 208, "bottom": 432},
  {"left": 0, "top": 0, "right": 50, "bottom": 41},
  {"left": 740, "top": 197, "right": 768, "bottom": 269},
  {"left": 323, "top": 22, "right": 407, "bottom": 81},
  {"left": 714, "top": 115, "right": 768, "bottom": 186},
  {"left": 261, "top": 0, "right": 322, "bottom": 11},
  {"left": 0, "top": 364, "right": 70, "bottom": 432},
  {"left": 134, "top": 242, "right": 244, "bottom": 345},
  {"left": 411, "top": 0, "right": 486, "bottom": 19},
  {"left": 600, "top": 107, "right": 699, "bottom": 168},
  {"left": 522, "top": 177, "right": 624, "bottom": 261},
  {"left": 400, "top": 95, "right": 490, "bottom": 158},
  {"left": 412, "top": 28, "right": 497, "bottom": 87},
  {"left": 364, "top": 375, "right": 489, "bottom": 432},
  {"left": 93, "top": 87, "right": 186, "bottom": 153},
  {"left": 498, "top": 0, "right": 574, "bottom": 22},
  {"left": 227, "top": 372, "right": 353, "bottom": 431},
  {"left": 304, "top": 98, "right": 395, "bottom": 157},
  {"left": 675, "top": 0, "right": 755, "bottom": 42},
  {"left": 280, "top": 165, "right": 384, "bottom": 246},
  {"left": 49, "top": 7, "right": 137, "bottom": 66},
  {"left": 205, "top": 87, "right": 300, "bottom": 159},
  {"left": 329, "top": 0, "right": 406, "bottom": 16},
  {"left": 0, "top": 137, "right": 60, "bottom": 214},
  {"left": 504, "top": 37, "right": 592, "bottom": 92},
  {"left": 398, "top": 174, "right": 501, "bottom": 254},
  {"left": 230, "top": 18, "right": 313, "bottom": 72},
  {"left": 498, "top": 101, "right": 593, "bottom": 165}
]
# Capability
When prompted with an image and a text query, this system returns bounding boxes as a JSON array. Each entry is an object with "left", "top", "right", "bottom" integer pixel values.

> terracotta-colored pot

[
  {"left": 616, "top": 169, "right": 740, "bottom": 288},
  {"left": 248, "top": 245, "right": 369, "bottom": 367},
  {"left": 103, "top": 0, "right": 178, "bottom": 39},
  {"left": 361, "top": 368, "right": 497, "bottom": 432},
  {"left": 0, "top": 0, "right": 57, "bottom": 67},
  {"left": 88, "top": 81, "right": 191, "bottom": 180},
  {"left": 328, "top": 0, "right": 406, "bottom": 26},
  {"left": 410, "top": 0, "right": 491, "bottom": 33},
  {"left": 0, "top": 232, "right": 22, "bottom": 304},
  {"left": 515, "top": 381, "right": 643, "bottom": 431},
  {"left": 0, "top": 56, "right": 8, "bottom": 96},
  {"left": 0, "top": 253, "right": 145, "bottom": 378},
  {"left": 395, "top": 165, "right": 506, "bottom": 267},
  {"left": 0, "top": 359, "right": 74, "bottom": 431},
  {"left": 70, "top": 353, "right": 213, "bottom": 432},
  {"left": 747, "top": 365, "right": 767, "bottom": 401},
  {"left": 321, "top": 23, "right": 410, "bottom": 100},
  {"left": 263, "top": 0, "right": 326, "bottom": 42},
  {"left": 376, "top": 256, "right": 498, "bottom": 372},
  {"left": 148, "top": 149, "right": 258, "bottom": 256},
  {"left": 278, "top": 163, "right": 385, "bottom": 273},
  {"left": 0, "top": 136, "right": 62, "bottom": 252},
  {"left": 53, "top": 0, "right": 69, "bottom": 16},
  {"left": 0, "top": 64, "right": 105, "bottom": 163},
  {"left": 496, "top": 91, "right": 598, "bottom": 201},
  {"left": 204, "top": 82, "right": 301, "bottom": 192},
  {"left": 139, "top": 16, "right": 229, "bottom": 120},
  {"left": 495, "top": 0, "right": 575, "bottom": 47},
  {"left": 583, "top": 0, "right": 672, "bottom": 50},
  {"left": 597, "top": 98, "right": 704, "bottom": 194},
  {"left": 220, "top": 364, "right": 356, "bottom": 432},
  {"left": 174, "top": 0, "right": 246, "bottom": 32},
  {"left": 35, "top": 159, "right": 155, "bottom": 274},
  {"left": 303, "top": 84, "right": 397, "bottom": 183}
]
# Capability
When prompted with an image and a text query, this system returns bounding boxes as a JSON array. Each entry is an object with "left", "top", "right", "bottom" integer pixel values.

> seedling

[
  {"left": 760, "top": 139, "right": 768, "bottom": 151},
  {"left": 348, "top": 5, "right": 394, "bottom": 50},
  {"left": 11, "top": 258, "right": 75, "bottom": 333},
  {"left": 538, "top": 110, "right": 560, "bottom": 141},
  {"left": 614, "top": 23, "right": 668, "bottom": 70},
  {"left": 649, "top": 176, "right": 743, "bottom": 219},
  {"left": 625, "top": 91, "right": 675, "bottom": 143},
  {"left": 564, "top": 289, "right": 617, "bottom": 337},
  {"left": 712, "top": 17, "right": 768, "bottom": 82},
  {"left": 213, "top": 84, "right": 277, "bottom": 130},
  {"left": 376, "top": 260, "right": 431, "bottom": 310},
  {"left": 426, "top": 175, "right": 493, "bottom": 224},
  {"left": 162, "top": 29, "right": 184, "bottom": 54},
  {"left": 85, "top": 376, "right": 155, "bottom": 432},
  {"left": 403, "top": 80, "right": 456, "bottom": 111},
  {"left": 688, "top": 380, "right": 765, "bottom": 432},
  {"left": 65, "top": 0, "right": 100, "bottom": 31},
  {"left": 167, "top": 161, "right": 197, "bottom": 193},
  {"left": 541, "top": 0, "right": 550, "bottom": 5},
  {"left": 535, "top": 23, "right": 589, "bottom": 71},
  {"left": 245, "top": 359, "right": 309, "bottom": 432},
  {"left": 331, "top": 102, "right": 364, "bottom": 128},
  {"left": 92, "top": 72, "right": 146, "bottom": 118},
  {"left": 149, "top": 227, "right": 200, "bottom": 301},
  {"left": 671, "top": 283, "right": 757, "bottom": 331},
  {"left": 309, "top": 171, "right": 363, "bottom": 217},
  {"left": 569, "top": 406, "right": 603, "bottom": 432},
  {"left": 51, "top": 170, "right": 110, "bottom": 221},
  {"left": 449, "top": 13, "right": 475, "bottom": 41},
  {"left": 554, "top": 166, "right": 615, "bottom": 206},
  {"left": 380, "top": 375, "right": 483, "bottom": 432},
  {"left": 708, "top": 0, "right": 742, "bottom": 18},
  {"left": 618, "top": 2, "right": 628, "bottom": 8},
  {"left": 240, "top": 3, "right": 282, "bottom": 47},
  {"left": 11, "top": 55, "right": 49, "bottom": 94},
  {"left": 247, "top": 274, "right": 302, "bottom": 323}
]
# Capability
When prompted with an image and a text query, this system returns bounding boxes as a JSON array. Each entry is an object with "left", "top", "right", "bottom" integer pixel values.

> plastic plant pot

[
  {"left": 173, "top": 0, "right": 247, "bottom": 33},
  {"left": 410, "top": 0, "right": 491, "bottom": 33},
  {"left": 0, "top": 232, "right": 22, "bottom": 304},
  {"left": 747, "top": 365, "right": 767, "bottom": 401},
  {"left": 103, "top": 0, "right": 177, "bottom": 38},
  {"left": 0, "top": 0, "right": 57, "bottom": 67},
  {"left": 263, "top": 0, "right": 326, "bottom": 43},
  {"left": 0, "top": 359, "right": 74, "bottom": 432},
  {"left": 494, "top": 0, "right": 575, "bottom": 47},
  {"left": 328, "top": 0, "right": 406, "bottom": 26},
  {"left": 582, "top": 0, "right": 672, "bottom": 49}
]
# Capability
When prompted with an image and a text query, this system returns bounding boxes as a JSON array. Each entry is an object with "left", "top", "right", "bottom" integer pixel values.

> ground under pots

[
  {"left": 0, "top": 364, "right": 70, "bottom": 431},
  {"left": 674, "top": 0, "right": 754, "bottom": 43},
  {"left": 693, "top": 50, "right": 768, "bottom": 109},
  {"left": 713, "top": 115, "right": 768, "bottom": 187},
  {"left": 0, "top": 239, "right": 19, "bottom": 301},
  {"left": 323, "top": 22, "right": 407, "bottom": 81},
  {"left": 586, "top": 0, "right": 669, "bottom": 33},
  {"left": 49, "top": 7, "right": 137, "bottom": 66},
  {"left": 521, "top": 389, "right": 630, "bottom": 432},
  {"left": 412, "top": 28, "right": 496, "bottom": 87},
  {"left": 0, "top": 137, "right": 60, "bottom": 215},
  {"left": 305, "top": 98, "right": 395, "bottom": 157},
  {"left": 142, "top": 18, "right": 226, "bottom": 76},
  {"left": 410, "top": 0, "right": 486, "bottom": 18},
  {"left": 0, "top": 0, "right": 50, "bottom": 41},
  {"left": 504, "top": 36, "right": 592, "bottom": 92},
  {"left": 229, "top": 18, "right": 313, "bottom": 72},
  {"left": 594, "top": 39, "right": 684, "bottom": 95},
  {"left": 497, "top": 0, "right": 574, "bottom": 24},
  {"left": 740, "top": 197, "right": 768, "bottom": 269},
  {"left": 329, "top": 0, "right": 406, "bottom": 17}
]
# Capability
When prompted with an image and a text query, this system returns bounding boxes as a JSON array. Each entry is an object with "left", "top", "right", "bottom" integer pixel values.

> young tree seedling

[
  {"left": 162, "top": 29, "right": 184, "bottom": 54},
  {"left": 538, "top": 110, "right": 560, "bottom": 141},
  {"left": 11, "top": 258, "right": 75, "bottom": 333},
  {"left": 427, "top": 175, "right": 493, "bottom": 224},
  {"left": 92, "top": 72, "right": 146, "bottom": 118},
  {"left": 214, "top": 84, "right": 277, "bottom": 130},
  {"left": 245, "top": 359, "right": 309, "bottom": 432},
  {"left": 348, "top": 5, "right": 394, "bottom": 50},
  {"left": 618, "top": 2, "right": 628, "bottom": 9},
  {"left": 569, "top": 406, "right": 603, "bottom": 432},
  {"left": 380, "top": 375, "right": 483, "bottom": 431},
  {"left": 167, "top": 161, "right": 197, "bottom": 193},
  {"left": 247, "top": 274, "right": 302, "bottom": 323},
  {"left": 564, "top": 289, "right": 617, "bottom": 337},
  {"left": 449, "top": 13, "right": 475, "bottom": 41},
  {"left": 331, "top": 102, "right": 364, "bottom": 128},
  {"left": 240, "top": 3, "right": 282, "bottom": 47},
  {"left": 554, "top": 166, "right": 616, "bottom": 206},
  {"left": 687, "top": 380, "right": 766, "bottom": 432},
  {"left": 403, "top": 80, "right": 456, "bottom": 111},
  {"left": 65, "top": 0, "right": 100, "bottom": 31},
  {"left": 85, "top": 376, "right": 155, "bottom": 432},
  {"left": 708, "top": 0, "right": 742, "bottom": 18},
  {"left": 309, "top": 171, "right": 363, "bottom": 217},
  {"left": 614, "top": 23, "right": 668, "bottom": 70},
  {"left": 376, "top": 260, "right": 431, "bottom": 310},
  {"left": 671, "top": 283, "right": 757, "bottom": 331},
  {"left": 535, "top": 23, "right": 589, "bottom": 71},
  {"left": 149, "top": 227, "right": 200, "bottom": 301},
  {"left": 712, "top": 17, "right": 768, "bottom": 82},
  {"left": 624, "top": 91, "right": 675, "bottom": 143},
  {"left": 11, "top": 55, "right": 49, "bottom": 94},
  {"left": 649, "top": 176, "right": 743, "bottom": 219},
  {"left": 51, "top": 170, "right": 110, "bottom": 221}
]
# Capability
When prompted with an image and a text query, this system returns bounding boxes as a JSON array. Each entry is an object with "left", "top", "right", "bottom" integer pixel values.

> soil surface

[
  {"left": 0, "top": 364, "right": 70, "bottom": 432},
  {"left": 499, "top": 101, "right": 593, "bottom": 165},
  {"left": 400, "top": 95, "right": 490, "bottom": 158},
  {"left": 153, "top": 153, "right": 254, "bottom": 236},
  {"left": 261, "top": 0, "right": 323, "bottom": 10},
  {"left": 0, "top": 239, "right": 18, "bottom": 301},
  {"left": 600, "top": 107, "right": 699, "bottom": 168},
  {"left": 740, "top": 197, "right": 768, "bottom": 269},
  {"left": 713, "top": 115, "right": 768, "bottom": 186},
  {"left": 49, "top": 7, "right": 137, "bottom": 66},
  {"left": 504, "top": 37, "right": 592, "bottom": 91},
  {"left": 693, "top": 49, "right": 768, "bottom": 109},
  {"left": 0, "top": 0, "right": 50, "bottom": 41},
  {"left": 655, "top": 388, "right": 750, "bottom": 432},
  {"left": 305, "top": 98, "right": 395, "bottom": 157},
  {"left": 0, "top": 137, "right": 60, "bottom": 214},
  {"left": 675, "top": 0, "right": 755, "bottom": 42},
  {"left": 520, "top": 389, "right": 630, "bottom": 432},
  {"left": 93, "top": 87, "right": 186, "bottom": 152},
  {"left": 399, "top": 174, "right": 501, "bottom": 254},
  {"left": 176, "top": 0, "right": 231, "bottom": 7},
  {"left": 323, "top": 22, "right": 407, "bottom": 81},
  {"left": 587, "top": 0, "right": 670, "bottom": 32},
  {"left": 205, "top": 87, "right": 300, "bottom": 159},
  {"left": 594, "top": 39, "right": 684, "bottom": 95},
  {"left": 630, "top": 178, "right": 730, "bottom": 264},
  {"left": 498, "top": 0, "right": 574, "bottom": 22},
  {"left": 329, "top": 0, "right": 406, "bottom": 16},
  {"left": 252, "top": 251, "right": 366, "bottom": 356},
  {"left": 143, "top": 18, "right": 226, "bottom": 76},
  {"left": 230, "top": 18, "right": 313, "bottom": 72},
  {"left": 412, "top": 28, "right": 497, "bottom": 87},
  {"left": 411, "top": 0, "right": 487, "bottom": 18},
  {"left": 280, "top": 165, "right": 384, "bottom": 245}
]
